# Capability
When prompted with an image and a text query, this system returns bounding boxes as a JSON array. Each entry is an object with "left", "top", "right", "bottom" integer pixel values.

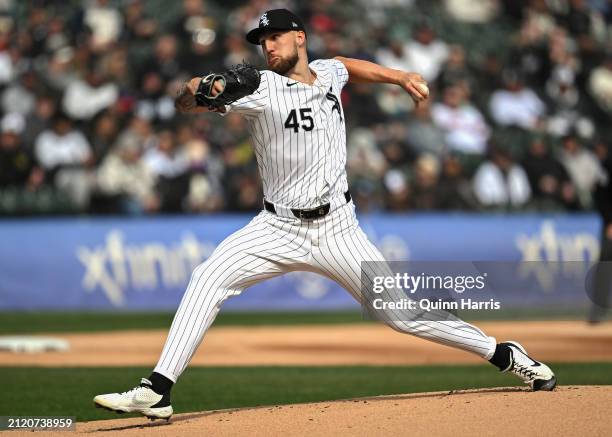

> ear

[{"left": 295, "top": 30, "right": 306, "bottom": 48}]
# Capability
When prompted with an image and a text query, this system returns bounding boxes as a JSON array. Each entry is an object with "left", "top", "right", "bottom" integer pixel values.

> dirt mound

[
  {"left": 1, "top": 321, "right": 611, "bottom": 367},
  {"left": 22, "top": 386, "right": 611, "bottom": 437}
]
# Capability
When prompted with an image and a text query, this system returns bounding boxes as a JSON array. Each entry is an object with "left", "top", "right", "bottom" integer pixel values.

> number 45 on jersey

[{"left": 284, "top": 108, "right": 313, "bottom": 132}]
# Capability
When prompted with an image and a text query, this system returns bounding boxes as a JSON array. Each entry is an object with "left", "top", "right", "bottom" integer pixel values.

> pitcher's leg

[
  {"left": 154, "top": 213, "right": 295, "bottom": 381},
  {"left": 312, "top": 204, "right": 496, "bottom": 359}
]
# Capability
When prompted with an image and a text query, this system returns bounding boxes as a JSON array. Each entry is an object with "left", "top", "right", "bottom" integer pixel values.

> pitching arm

[{"left": 333, "top": 56, "right": 429, "bottom": 103}]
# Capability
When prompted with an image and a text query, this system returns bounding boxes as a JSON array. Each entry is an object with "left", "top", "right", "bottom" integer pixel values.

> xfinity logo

[{"left": 76, "top": 230, "right": 215, "bottom": 306}]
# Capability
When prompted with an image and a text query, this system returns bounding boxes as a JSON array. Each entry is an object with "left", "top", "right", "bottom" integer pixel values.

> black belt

[{"left": 264, "top": 191, "right": 351, "bottom": 220}]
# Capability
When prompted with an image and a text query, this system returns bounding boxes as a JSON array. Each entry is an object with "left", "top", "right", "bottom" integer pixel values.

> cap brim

[{"left": 246, "top": 27, "right": 264, "bottom": 45}]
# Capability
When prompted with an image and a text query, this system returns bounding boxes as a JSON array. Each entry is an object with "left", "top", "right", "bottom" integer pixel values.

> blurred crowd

[{"left": 1, "top": 0, "right": 611, "bottom": 216}]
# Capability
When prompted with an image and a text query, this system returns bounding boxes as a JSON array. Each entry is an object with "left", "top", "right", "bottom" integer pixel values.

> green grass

[
  {"left": 2, "top": 363, "right": 611, "bottom": 421},
  {"left": 0, "top": 311, "right": 367, "bottom": 334},
  {"left": 0, "top": 309, "right": 600, "bottom": 334}
]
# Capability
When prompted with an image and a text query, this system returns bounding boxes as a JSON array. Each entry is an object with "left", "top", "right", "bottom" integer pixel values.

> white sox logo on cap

[{"left": 260, "top": 13, "right": 270, "bottom": 26}]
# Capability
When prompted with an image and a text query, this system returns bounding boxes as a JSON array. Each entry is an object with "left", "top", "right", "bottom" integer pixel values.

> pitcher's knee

[
  {"left": 187, "top": 262, "right": 234, "bottom": 296},
  {"left": 383, "top": 318, "right": 422, "bottom": 335}
]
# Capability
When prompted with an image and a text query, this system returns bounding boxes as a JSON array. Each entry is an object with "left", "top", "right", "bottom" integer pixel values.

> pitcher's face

[{"left": 259, "top": 30, "right": 302, "bottom": 75}]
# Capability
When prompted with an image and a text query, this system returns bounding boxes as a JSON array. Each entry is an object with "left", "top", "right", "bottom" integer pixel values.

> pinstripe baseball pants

[{"left": 154, "top": 202, "right": 496, "bottom": 381}]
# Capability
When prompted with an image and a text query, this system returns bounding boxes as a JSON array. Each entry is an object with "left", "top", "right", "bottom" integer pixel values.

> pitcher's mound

[{"left": 43, "top": 386, "right": 612, "bottom": 437}]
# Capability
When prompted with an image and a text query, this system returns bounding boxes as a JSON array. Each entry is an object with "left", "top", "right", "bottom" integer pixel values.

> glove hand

[
  {"left": 175, "top": 77, "right": 225, "bottom": 113},
  {"left": 194, "top": 63, "right": 260, "bottom": 109}
]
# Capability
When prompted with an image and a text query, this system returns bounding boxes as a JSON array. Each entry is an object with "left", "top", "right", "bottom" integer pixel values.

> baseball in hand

[{"left": 416, "top": 82, "right": 429, "bottom": 98}]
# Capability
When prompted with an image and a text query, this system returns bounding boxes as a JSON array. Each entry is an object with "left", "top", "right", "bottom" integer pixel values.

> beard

[{"left": 268, "top": 48, "right": 299, "bottom": 75}]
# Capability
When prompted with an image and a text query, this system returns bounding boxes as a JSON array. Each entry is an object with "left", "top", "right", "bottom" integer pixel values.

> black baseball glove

[{"left": 195, "top": 63, "right": 261, "bottom": 109}]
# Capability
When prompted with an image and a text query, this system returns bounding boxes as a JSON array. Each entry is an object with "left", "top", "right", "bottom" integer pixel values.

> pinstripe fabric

[
  {"left": 222, "top": 59, "right": 349, "bottom": 209},
  {"left": 153, "top": 59, "right": 496, "bottom": 382},
  {"left": 154, "top": 203, "right": 496, "bottom": 382}
]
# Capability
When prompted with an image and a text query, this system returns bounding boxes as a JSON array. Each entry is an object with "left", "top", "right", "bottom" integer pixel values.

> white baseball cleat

[
  {"left": 93, "top": 378, "right": 173, "bottom": 421},
  {"left": 501, "top": 341, "right": 557, "bottom": 391}
]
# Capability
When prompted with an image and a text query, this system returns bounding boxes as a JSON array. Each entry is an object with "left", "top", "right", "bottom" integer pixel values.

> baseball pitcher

[{"left": 94, "top": 9, "right": 556, "bottom": 420}]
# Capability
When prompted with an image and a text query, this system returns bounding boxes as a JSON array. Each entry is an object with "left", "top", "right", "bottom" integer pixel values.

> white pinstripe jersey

[{"left": 222, "top": 58, "right": 350, "bottom": 209}]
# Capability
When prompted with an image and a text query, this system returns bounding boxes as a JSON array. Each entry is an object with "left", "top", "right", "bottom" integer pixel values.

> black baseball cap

[{"left": 246, "top": 9, "right": 306, "bottom": 45}]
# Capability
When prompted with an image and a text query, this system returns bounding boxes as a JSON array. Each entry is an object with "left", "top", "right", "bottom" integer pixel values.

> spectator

[
  {"left": 557, "top": 0, "right": 604, "bottom": 41},
  {"left": 114, "top": 115, "right": 156, "bottom": 155},
  {"left": 96, "top": 138, "right": 159, "bottom": 215},
  {"left": 44, "top": 16, "right": 71, "bottom": 54},
  {"left": 1, "top": 69, "right": 37, "bottom": 116},
  {"left": 183, "top": 138, "right": 224, "bottom": 212},
  {"left": 403, "top": 22, "right": 449, "bottom": 82},
  {"left": 489, "top": 70, "right": 546, "bottom": 130},
  {"left": 557, "top": 133, "right": 606, "bottom": 208},
  {"left": 376, "top": 84, "right": 414, "bottom": 119},
  {"left": 380, "top": 132, "right": 414, "bottom": 170},
  {"left": 209, "top": 111, "right": 251, "bottom": 151},
  {"left": 521, "top": 0, "right": 557, "bottom": 36},
  {"left": 134, "top": 71, "right": 176, "bottom": 122},
  {"left": 383, "top": 168, "right": 411, "bottom": 211},
  {"left": 410, "top": 154, "right": 441, "bottom": 210},
  {"left": 404, "top": 98, "right": 446, "bottom": 157},
  {"left": 344, "top": 82, "right": 387, "bottom": 127},
  {"left": 224, "top": 172, "right": 262, "bottom": 212},
  {"left": 172, "top": 0, "right": 220, "bottom": 44},
  {"left": 89, "top": 112, "right": 120, "bottom": 162},
  {"left": 207, "top": 111, "right": 260, "bottom": 212},
  {"left": 473, "top": 146, "right": 531, "bottom": 208},
  {"left": 84, "top": 0, "right": 123, "bottom": 52},
  {"left": 34, "top": 112, "right": 94, "bottom": 208},
  {"left": 100, "top": 47, "right": 131, "bottom": 88},
  {"left": 62, "top": 67, "right": 119, "bottom": 121},
  {"left": 545, "top": 65, "right": 594, "bottom": 138},
  {"left": 23, "top": 95, "right": 56, "bottom": 150},
  {"left": 141, "top": 34, "right": 181, "bottom": 82},
  {"left": 432, "top": 84, "right": 490, "bottom": 154},
  {"left": 143, "top": 130, "right": 190, "bottom": 212},
  {"left": 218, "top": 126, "right": 262, "bottom": 212},
  {"left": 375, "top": 38, "right": 412, "bottom": 72},
  {"left": 507, "top": 13, "right": 550, "bottom": 89},
  {"left": 0, "top": 113, "right": 42, "bottom": 189},
  {"left": 122, "top": 0, "right": 158, "bottom": 43},
  {"left": 437, "top": 155, "right": 477, "bottom": 210},
  {"left": 437, "top": 44, "right": 472, "bottom": 92},
  {"left": 521, "top": 136, "right": 578, "bottom": 210},
  {"left": 44, "top": 46, "right": 80, "bottom": 92},
  {"left": 34, "top": 112, "right": 92, "bottom": 172},
  {"left": 472, "top": 51, "right": 503, "bottom": 102},
  {"left": 347, "top": 128, "right": 387, "bottom": 183}
]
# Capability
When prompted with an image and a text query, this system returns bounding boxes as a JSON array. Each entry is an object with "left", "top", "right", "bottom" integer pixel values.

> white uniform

[{"left": 154, "top": 59, "right": 496, "bottom": 382}]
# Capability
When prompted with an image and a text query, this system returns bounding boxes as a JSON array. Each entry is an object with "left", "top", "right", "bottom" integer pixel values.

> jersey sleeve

[
  {"left": 311, "top": 58, "right": 350, "bottom": 90},
  {"left": 221, "top": 70, "right": 270, "bottom": 117}
]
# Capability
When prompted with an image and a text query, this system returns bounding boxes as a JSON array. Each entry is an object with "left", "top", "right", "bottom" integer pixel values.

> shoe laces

[
  {"left": 510, "top": 350, "right": 539, "bottom": 381},
  {"left": 511, "top": 363, "right": 538, "bottom": 381}
]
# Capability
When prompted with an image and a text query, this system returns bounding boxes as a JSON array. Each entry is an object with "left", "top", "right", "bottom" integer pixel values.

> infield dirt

[{"left": 1, "top": 321, "right": 611, "bottom": 366}]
